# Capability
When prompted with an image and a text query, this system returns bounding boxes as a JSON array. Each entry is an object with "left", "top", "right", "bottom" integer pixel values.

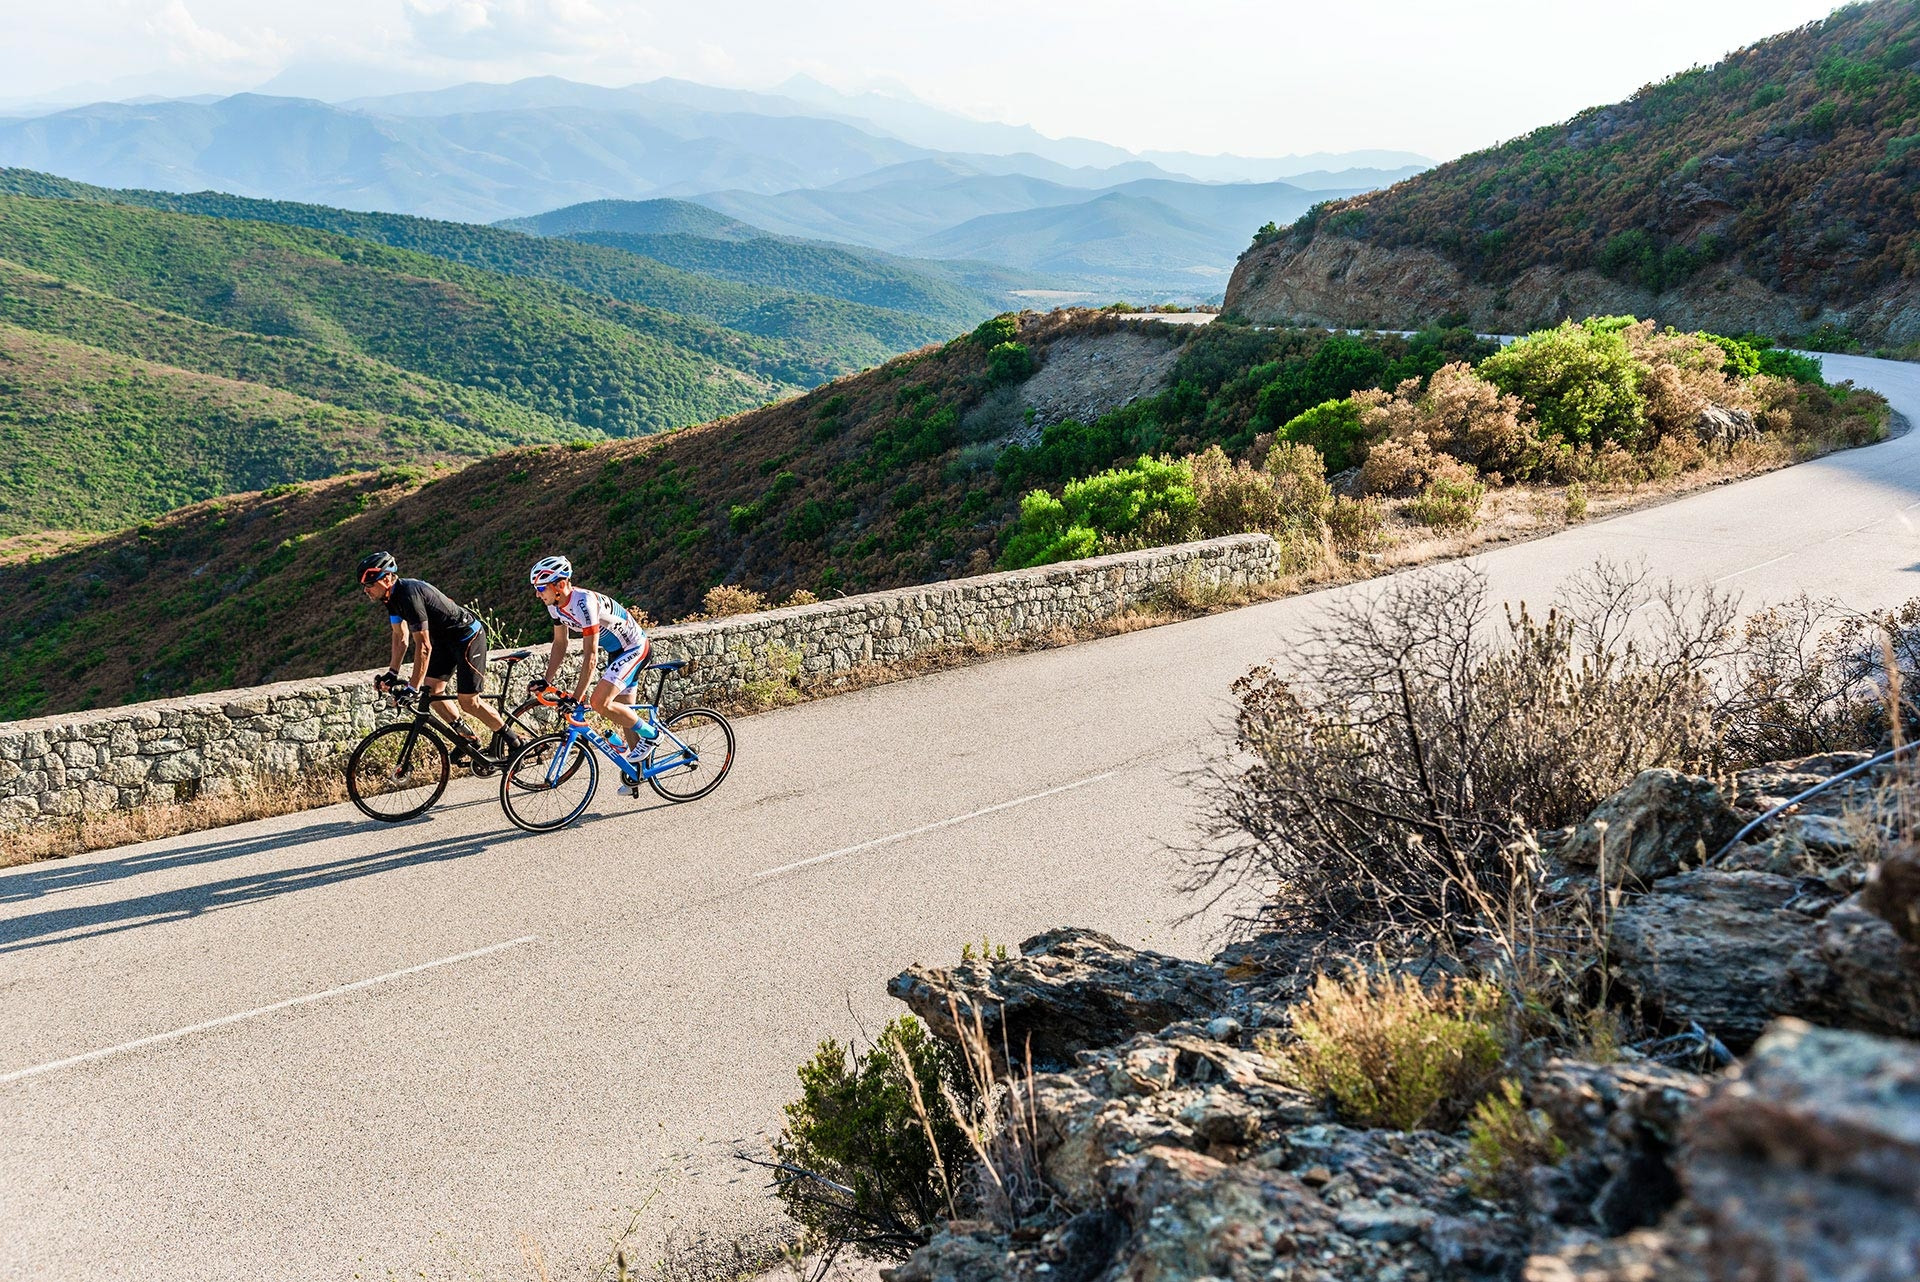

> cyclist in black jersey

[{"left": 357, "top": 552, "right": 518, "bottom": 756}]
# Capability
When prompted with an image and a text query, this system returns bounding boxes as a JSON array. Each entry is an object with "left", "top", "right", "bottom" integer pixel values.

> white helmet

[{"left": 529, "top": 555, "right": 573, "bottom": 587}]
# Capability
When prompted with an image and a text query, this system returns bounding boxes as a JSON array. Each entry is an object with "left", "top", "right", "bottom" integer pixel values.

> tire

[
  {"left": 346, "top": 723, "right": 450, "bottom": 822},
  {"left": 500, "top": 732, "right": 599, "bottom": 832},
  {"left": 647, "top": 708, "right": 736, "bottom": 803}
]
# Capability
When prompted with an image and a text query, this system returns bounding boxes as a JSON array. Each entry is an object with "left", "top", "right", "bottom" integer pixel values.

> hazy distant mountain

[
  {"left": 501, "top": 197, "right": 764, "bottom": 240},
  {"left": 0, "top": 91, "right": 927, "bottom": 220}
]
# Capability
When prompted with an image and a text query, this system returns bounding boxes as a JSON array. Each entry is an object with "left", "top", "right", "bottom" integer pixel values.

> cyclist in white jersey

[{"left": 528, "top": 556, "right": 656, "bottom": 765}]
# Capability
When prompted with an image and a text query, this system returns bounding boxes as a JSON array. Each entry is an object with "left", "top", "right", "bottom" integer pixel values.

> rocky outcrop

[
  {"left": 887, "top": 929, "right": 1234, "bottom": 1072},
  {"left": 1016, "top": 328, "right": 1185, "bottom": 437},
  {"left": 1559, "top": 769, "right": 1742, "bottom": 885},
  {"left": 1683, "top": 1020, "right": 1920, "bottom": 1282},
  {"left": 1222, "top": 233, "right": 1920, "bottom": 347}
]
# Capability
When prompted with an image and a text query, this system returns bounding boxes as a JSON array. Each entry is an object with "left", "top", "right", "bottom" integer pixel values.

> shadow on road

[{"left": 0, "top": 820, "right": 528, "bottom": 954}]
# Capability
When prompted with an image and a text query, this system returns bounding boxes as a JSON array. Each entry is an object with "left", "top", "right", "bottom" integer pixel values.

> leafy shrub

[
  {"left": 1478, "top": 320, "right": 1648, "bottom": 449},
  {"left": 970, "top": 314, "right": 1019, "bottom": 347},
  {"left": 772, "top": 1015, "right": 975, "bottom": 1258},
  {"left": 1190, "top": 563, "right": 1730, "bottom": 935},
  {"left": 1564, "top": 481, "right": 1590, "bottom": 522},
  {"left": 1703, "top": 332, "right": 1763, "bottom": 379},
  {"left": 985, "top": 341, "right": 1035, "bottom": 386},
  {"left": 1274, "top": 969, "right": 1507, "bottom": 1131},
  {"left": 1467, "top": 1080, "right": 1567, "bottom": 1196},
  {"left": 1327, "top": 493, "right": 1388, "bottom": 552},
  {"left": 1354, "top": 363, "right": 1542, "bottom": 479},
  {"left": 1001, "top": 455, "right": 1197, "bottom": 569},
  {"left": 1757, "top": 348, "right": 1826, "bottom": 384},
  {"left": 1279, "top": 397, "right": 1371, "bottom": 472},
  {"left": 1358, "top": 431, "right": 1482, "bottom": 497},
  {"left": 1407, "top": 475, "right": 1487, "bottom": 529},
  {"left": 1187, "top": 442, "right": 1332, "bottom": 541}
]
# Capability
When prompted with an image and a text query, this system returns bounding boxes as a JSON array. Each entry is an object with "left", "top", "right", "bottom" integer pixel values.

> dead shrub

[
  {"left": 1189, "top": 561, "right": 1733, "bottom": 939},
  {"left": 1270, "top": 968, "right": 1508, "bottom": 1131},
  {"left": 1717, "top": 594, "right": 1920, "bottom": 763},
  {"left": 1360, "top": 431, "right": 1478, "bottom": 497},
  {"left": 694, "top": 584, "right": 772, "bottom": 620},
  {"left": 1188, "top": 442, "right": 1330, "bottom": 540}
]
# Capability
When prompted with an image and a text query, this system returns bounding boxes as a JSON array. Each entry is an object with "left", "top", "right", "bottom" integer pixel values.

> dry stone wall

[{"left": 0, "top": 535, "right": 1284, "bottom": 832}]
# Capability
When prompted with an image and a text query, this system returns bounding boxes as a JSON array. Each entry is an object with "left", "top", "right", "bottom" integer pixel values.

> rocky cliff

[{"left": 1224, "top": 234, "right": 1920, "bottom": 347}]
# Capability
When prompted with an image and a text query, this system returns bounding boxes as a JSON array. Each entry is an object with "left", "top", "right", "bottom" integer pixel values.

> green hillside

[
  {"left": 1237, "top": 1, "right": 1920, "bottom": 340},
  {"left": 500, "top": 198, "right": 762, "bottom": 240},
  {"left": 567, "top": 230, "right": 995, "bottom": 325},
  {"left": 0, "top": 170, "right": 956, "bottom": 359},
  {"left": 0, "top": 325, "right": 494, "bottom": 535}
]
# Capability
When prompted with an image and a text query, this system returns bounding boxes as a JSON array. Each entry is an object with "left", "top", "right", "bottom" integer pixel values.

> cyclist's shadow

[{"left": 0, "top": 798, "right": 646, "bottom": 954}]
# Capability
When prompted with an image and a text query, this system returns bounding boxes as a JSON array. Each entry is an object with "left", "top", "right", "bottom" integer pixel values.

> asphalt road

[{"left": 4, "top": 352, "right": 1917, "bottom": 1281}]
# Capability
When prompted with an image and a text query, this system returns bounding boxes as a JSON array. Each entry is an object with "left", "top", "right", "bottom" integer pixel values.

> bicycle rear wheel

[
  {"left": 346, "top": 724, "right": 449, "bottom": 822},
  {"left": 500, "top": 732, "right": 599, "bottom": 832},
  {"left": 647, "top": 708, "right": 736, "bottom": 803}
]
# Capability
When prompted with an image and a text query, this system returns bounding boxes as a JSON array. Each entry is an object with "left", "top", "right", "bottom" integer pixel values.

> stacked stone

[{"left": 0, "top": 534, "right": 1283, "bottom": 832}]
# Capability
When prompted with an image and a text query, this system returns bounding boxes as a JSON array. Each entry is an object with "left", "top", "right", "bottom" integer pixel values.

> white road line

[
  {"left": 1, "top": 935, "right": 538, "bottom": 1087},
  {"left": 755, "top": 770, "right": 1119, "bottom": 880},
  {"left": 1712, "top": 552, "right": 1795, "bottom": 583}
]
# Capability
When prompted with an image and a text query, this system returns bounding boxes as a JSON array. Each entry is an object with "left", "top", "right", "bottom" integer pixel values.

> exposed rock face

[
  {"left": 1683, "top": 1020, "right": 1920, "bottom": 1282},
  {"left": 1691, "top": 405, "right": 1758, "bottom": 448},
  {"left": 887, "top": 929, "right": 1233, "bottom": 1071},
  {"left": 1559, "top": 770, "right": 1743, "bottom": 885},
  {"left": 1526, "top": 1060, "right": 1708, "bottom": 1238},
  {"left": 1016, "top": 328, "right": 1185, "bottom": 437},
  {"left": 1861, "top": 845, "right": 1920, "bottom": 947},
  {"left": 1222, "top": 233, "right": 1920, "bottom": 347},
  {"left": 1609, "top": 871, "right": 1920, "bottom": 1049}
]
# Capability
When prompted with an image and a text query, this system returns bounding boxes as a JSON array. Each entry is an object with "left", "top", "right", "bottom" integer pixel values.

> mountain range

[{"left": 0, "top": 76, "right": 1426, "bottom": 297}]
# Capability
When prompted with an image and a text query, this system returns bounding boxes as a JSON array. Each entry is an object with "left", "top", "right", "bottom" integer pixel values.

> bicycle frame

[{"left": 543, "top": 713, "right": 700, "bottom": 788}]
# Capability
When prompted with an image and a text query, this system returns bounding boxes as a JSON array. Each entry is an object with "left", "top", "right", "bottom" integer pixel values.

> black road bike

[{"left": 344, "top": 648, "right": 558, "bottom": 822}]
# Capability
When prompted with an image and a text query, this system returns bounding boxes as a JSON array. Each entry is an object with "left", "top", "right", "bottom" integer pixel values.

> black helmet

[{"left": 357, "top": 550, "right": 398, "bottom": 584}]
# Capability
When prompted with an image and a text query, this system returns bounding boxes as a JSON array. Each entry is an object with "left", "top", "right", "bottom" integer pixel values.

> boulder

[
  {"left": 1608, "top": 871, "right": 1813, "bottom": 1049},
  {"left": 888, "top": 928, "right": 1230, "bottom": 1071},
  {"left": 1561, "top": 770, "right": 1743, "bottom": 885},
  {"left": 1693, "top": 404, "right": 1759, "bottom": 446},
  {"left": 1683, "top": 1020, "right": 1920, "bottom": 1282}
]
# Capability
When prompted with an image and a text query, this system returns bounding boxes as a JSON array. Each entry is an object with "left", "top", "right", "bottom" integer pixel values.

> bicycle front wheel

[
  {"left": 647, "top": 708, "right": 736, "bottom": 803},
  {"left": 346, "top": 724, "right": 450, "bottom": 822},
  {"left": 500, "top": 732, "right": 599, "bottom": 832},
  {"left": 504, "top": 697, "right": 587, "bottom": 784}
]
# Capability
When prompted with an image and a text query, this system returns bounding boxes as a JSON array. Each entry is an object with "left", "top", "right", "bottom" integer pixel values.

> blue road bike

[{"left": 498, "top": 659, "right": 735, "bottom": 832}]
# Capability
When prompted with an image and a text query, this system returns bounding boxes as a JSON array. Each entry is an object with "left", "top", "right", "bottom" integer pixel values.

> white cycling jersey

[{"left": 546, "top": 588, "right": 647, "bottom": 654}]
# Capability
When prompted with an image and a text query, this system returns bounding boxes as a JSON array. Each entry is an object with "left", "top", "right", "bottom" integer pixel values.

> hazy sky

[{"left": 4, "top": 0, "right": 1848, "bottom": 160}]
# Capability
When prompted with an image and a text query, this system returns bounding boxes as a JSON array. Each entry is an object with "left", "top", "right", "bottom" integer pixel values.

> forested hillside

[
  {"left": 0, "top": 170, "right": 964, "bottom": 357},
  {"left": 0, "top": 187, "right": 996, "bottom": 533},
  {"left": 1228, "top": 0, "right": 1920, "bottom": 348}
]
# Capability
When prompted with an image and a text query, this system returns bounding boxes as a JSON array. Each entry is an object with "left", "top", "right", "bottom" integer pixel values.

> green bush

[
  {"left": 1279, "top": 397, "right": 1371, "bottom": 472},
  {"left": 1001, "top": 455, "right": 1197, "bottom": 569},
  {"left": 772, "top": 1014, "right": 975, "bottom": 1257},
  {"left": 1702, "top": 332, "right": 1762, "bottom": 378},
  {"left": 970, "top": 314, "right": 1019, "bottom": 347},
  {"left": 985, "top": 341, "right": 1035, "bottom": 385},
  {"left": 1758, "top": 348, "right": 1827, "bottom": 383},
  {"left": 1408, "top": 475, "right": 1486, "bottom": 529},
  {"left": 1467, "top": 1079, "right": 1567, "bottom": 1197},
  {"left": 1478, "top": 320, "right": 1648, "bottom": 448}
]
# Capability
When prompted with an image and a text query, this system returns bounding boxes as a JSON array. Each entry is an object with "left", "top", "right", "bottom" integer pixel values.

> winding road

[{"left": 3, "top": 352, "right": 1917, "bottom": 1281}]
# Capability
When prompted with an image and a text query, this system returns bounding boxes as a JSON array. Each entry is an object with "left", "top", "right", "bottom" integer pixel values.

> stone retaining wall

[{"left": 0, "top": 534, "right": 1283, "bottom": 831}]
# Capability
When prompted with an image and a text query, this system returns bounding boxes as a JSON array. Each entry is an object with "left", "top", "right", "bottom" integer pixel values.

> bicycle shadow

[{"left": 0, "top": 819, "right": 531, "bottom": 955}]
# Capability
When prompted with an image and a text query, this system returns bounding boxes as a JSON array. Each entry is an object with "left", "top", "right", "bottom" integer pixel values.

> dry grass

[
  {"left": 2, "top": 769, "right": 347, "bottom": 868},
  {"left": 1263, "top": 967, "right": 1509, "bottom": 1132}
]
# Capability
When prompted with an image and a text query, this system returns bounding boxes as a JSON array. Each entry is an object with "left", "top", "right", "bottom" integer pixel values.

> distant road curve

[{"left": 1, "top": 353, "right": 1916, "bottom": 1280}]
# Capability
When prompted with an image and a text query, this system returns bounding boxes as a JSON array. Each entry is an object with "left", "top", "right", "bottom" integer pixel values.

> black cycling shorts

[{"left": 425, "top": 626, "right": 488, "bottom": 695}]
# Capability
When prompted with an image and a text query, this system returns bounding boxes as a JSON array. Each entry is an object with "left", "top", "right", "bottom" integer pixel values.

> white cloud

[
  {"left": 401, "top": 0, "right": 630, "bottom": 59},
  {"left": 143, "top": 1, "right": 283, "bottom": 68}
]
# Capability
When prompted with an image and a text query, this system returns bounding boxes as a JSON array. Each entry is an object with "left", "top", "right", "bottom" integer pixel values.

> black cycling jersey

[{"left": 385, "top": 579, "right": 478, "bottom": 645}]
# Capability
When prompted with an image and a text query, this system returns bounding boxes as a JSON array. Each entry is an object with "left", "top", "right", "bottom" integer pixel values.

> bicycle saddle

[{"left": 500, "top": 649, "right": 534, "bottom": 663}]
